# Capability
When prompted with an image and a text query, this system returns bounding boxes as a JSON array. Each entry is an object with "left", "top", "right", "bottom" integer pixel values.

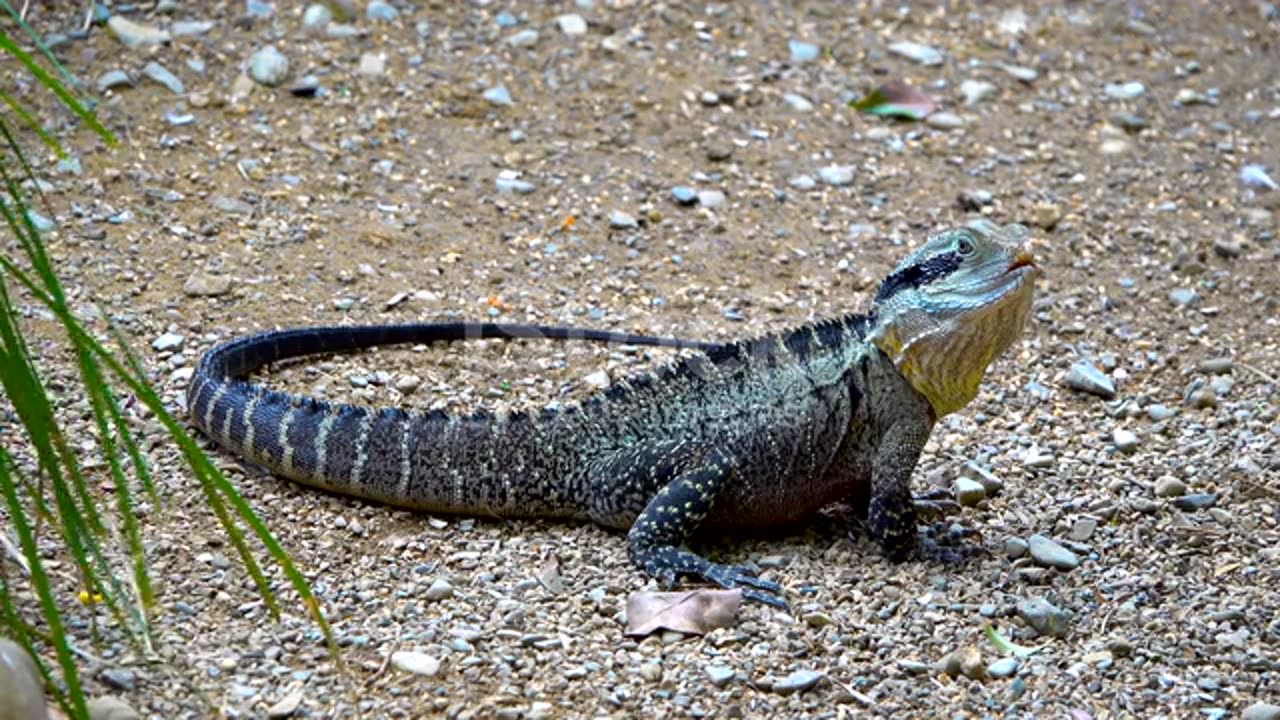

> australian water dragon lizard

[{"left": 187, "top": 219, "right": 1038, "bottom": 607}]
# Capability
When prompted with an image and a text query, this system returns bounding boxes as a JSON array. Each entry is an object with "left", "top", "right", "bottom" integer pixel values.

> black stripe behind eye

[{"left": 874, "top": 250, "right": 963, "bottom": 303}]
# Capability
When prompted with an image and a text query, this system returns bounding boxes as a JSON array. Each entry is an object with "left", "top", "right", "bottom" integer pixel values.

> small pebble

[
  {"left": 1017, "top": 597, "right": 1071, "bottom": 638},
  {"left": 390, "top": 651, "right": 441, "bottom": 677},
  {"left": 557, "top": 13, "right": 587, "bottom": 36},
  {"left": 1112, "top": 428, "right": 1139, "bottom": 454},
  {"left": 425, "top": 578, "right": 453, "bottom": 601},
  {"left": 1068, "top": 517, "right": 1098, "bottom": 542},
  {"left": 248, "top": 45, "right": 289, "bottom": 87},
  {"left": 818, "top": 165, "right": 855, "bottom": 186},
  {"left": 584, "top": 370, "right": 611, "bottom": 389},
  {"left": 783, "top": 93, "right": 814, "bottom": 112},
  {"left": 483, "top": 86, "right": 513, "bottom": 106},
  {"left": 987, "top": 657, "right": 1019, "bottom": 678},
  {"left": 938, "top": 646, "right": 986, "bottom": 680},
  {"left": 302, "top": 3, "right": 333, "bottom": 29},
  {"left": 1168, "top": 288, "right": 1199, "bottom": 306},
  {"left": 953, "top": 476, "right": 986, "bottom": 507},
  {"left": 788, "top": 39, "right": 820, "bottom": 63},
  {"left": 152, "top": 332, "right": 184, "bottom": 352},
  {"left": 1154, "top": 475, "right": 1187, "bottom": 498},
  {"left": 0, "top": 640, "right": 46, "bottom": 720},
  {"left": 1198, "top": 357, "right": 1234, "bottom": 374},
  {"left": 88, "top": 696, "right": 140, "bottom": 720},
  {"left": 1028, "top": 534, "right": 1079, "bottom": 570},
  {"left": 696, "top": 190, "right": 726, "bottom": 209},
  {"left": 1242, "top": 703, "right": 1280, "bottom": 720},
  {"left": 1173, "top": 493, "right": 1217, "bottom": 511},
  {"left": 1065, "top": 361, "right": 1116, "bottom": 399},
  {"left": 507, "top": 29, "right": 539, "bottom": 47},
  {"left": 925, "top": 112, "right": 964, "bottom": 130},
  {"left": 888, "top": 41, "right": 943, "bottom": 65},
  {"left": 671, "top": 186, "right": 697, "bottom": 205},
  {"left": 107, "top": 15, "right": 170, "bottom": 48},
  {"left": 609, "top": 210, "right": 638, "bottom": 230},
  {"left": 96, "top": 69, "right": 134, "bottom": 92},
  {"left": 366, "top": 0, "right": 398, "bottom": 21},
  {"left": 705, "top": 665, "right": 735, "bottom": 687},
  {"left": 771, "top": 669, "right": 823, "bottom": 695},
  {"left": 1003, "top": 537, "right": 1029, "bottom": 559}
]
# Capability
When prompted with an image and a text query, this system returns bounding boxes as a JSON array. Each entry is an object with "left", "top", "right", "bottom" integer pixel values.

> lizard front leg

[
  {"left": 869, "top": 417, "right": 981, "bottom": 563},
  {"left": 592, "top": 445, "right": 787, "bottom": 608}
]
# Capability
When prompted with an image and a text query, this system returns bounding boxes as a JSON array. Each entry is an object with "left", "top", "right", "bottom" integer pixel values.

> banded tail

[{"left": 186, "top": 322, "right": 714, "bottom": 517}]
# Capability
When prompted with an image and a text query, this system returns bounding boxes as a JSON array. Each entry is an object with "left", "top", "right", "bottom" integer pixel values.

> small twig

[{"left": 1238, "top": 362, "right": 1279, "bottom": 386}]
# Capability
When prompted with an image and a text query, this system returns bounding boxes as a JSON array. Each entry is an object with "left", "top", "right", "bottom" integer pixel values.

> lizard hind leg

[{"left": 620, "top": 448, "right": 788, "bottom": 609}]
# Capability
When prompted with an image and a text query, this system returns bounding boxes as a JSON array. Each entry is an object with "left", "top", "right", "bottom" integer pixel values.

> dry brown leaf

[{"left": 624, "top": 589, "right": 742, "bottom": 637}]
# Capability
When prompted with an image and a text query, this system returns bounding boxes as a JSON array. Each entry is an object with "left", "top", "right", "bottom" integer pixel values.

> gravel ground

[{"left": 4, "top": 1, "right": 1279, "bottom": 718}]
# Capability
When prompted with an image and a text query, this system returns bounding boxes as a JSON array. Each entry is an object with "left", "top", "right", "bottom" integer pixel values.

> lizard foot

[
  {"left": 703, "top": 563, "right": 788, "bottom": 610},
  {"left": 917, "top": 521, "right": 986, "bottom": 564},
  {"left": 913, "top": 488, "right": 961, "bottom": 521}
]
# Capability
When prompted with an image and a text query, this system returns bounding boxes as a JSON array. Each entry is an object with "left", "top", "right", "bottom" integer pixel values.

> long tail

[{"left": 186, "top": 322, "right": 715, "bottom": 517}]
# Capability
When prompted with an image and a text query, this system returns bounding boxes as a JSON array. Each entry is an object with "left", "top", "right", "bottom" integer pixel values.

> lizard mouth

[{"left": 1007, "top": 248, "right": 1038, "bottom": 274}]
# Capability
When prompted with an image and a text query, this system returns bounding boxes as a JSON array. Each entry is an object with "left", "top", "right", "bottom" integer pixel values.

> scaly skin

[{"left": 187, "top": 220, "right": 1038, "bottom": 607}]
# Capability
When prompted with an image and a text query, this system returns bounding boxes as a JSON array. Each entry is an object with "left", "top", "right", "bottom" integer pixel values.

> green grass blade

[
  {"left": 0, "top": 31, "right": 113, "bottom": 145},
  {"left": 0, "top": 0, "right": 87, "bottom": 90},
  {"left": 0, "top": 446, "right": 90, "bottom": 719},
  {"left": 0, "top": 88, "right": 62, "bottom": 155},
  {"left": 0, "top": 257, "right": 337, "bottom": 654}
]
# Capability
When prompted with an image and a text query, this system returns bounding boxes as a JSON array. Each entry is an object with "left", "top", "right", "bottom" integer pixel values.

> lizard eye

[{"left": 956, "top": 236, "right": 975, "bottom": 256}]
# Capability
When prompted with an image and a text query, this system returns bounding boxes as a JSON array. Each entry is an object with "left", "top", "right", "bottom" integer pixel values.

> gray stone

[
  {"left": 696, "top": 190, "right": 726, "bottom": 209},
  {"left": 1068, "top": 517, "right": 1098, "bottom": 542},
  {"left": 789, "top": 175, "right": 816, "bottom": 190},
  {"left": 1154, "top": 475, "right": 1187, "bottom": 498},
  {"left": 1000, "top": 63, "right": 1039, "bottom": 82},
  {"left": 425, "top": 578, "right": 453, "bottom": 601},
  {"left": 183, "top": 272, "right": 232, "bottom": 297},
  {"left": 772, "top": 669, "right": 823, "bottom": 695},
  {"left": 0, "top": 640, "right": 47, "bottom": 720},
  {"left": 1112, "top": 428, "right": 1138, "bottom": 454},
  {"left": 171, "top": 20, "right": 215, "bottom": 36},
  {"left": 1147, "top": 404, "right": 1175, "bottom": 421},
  {"left": 495, "top": 174, "right": 535, "bottom": 194},
  {"left": 142, "top": 62, "right": 184, "bottom": 94},
  {"left": 609, "top": 210, "right": 638, "bottom": 230},
  {"left": 783, "top": 93, "right": 814, "bottom": 112},
  {"left": 788, "top": 39, "right": 820, "bottom": 63},
  {"left": 1104, "top": 81, "right": 1145, "bottom": 100},
  {"left": 1065, "top": 361, "right": 1116, "bottom": 399},
  {"left": 96, "top": 70, "right": 134, "bottom": 92},
  {"left": 88, "top": 696, "right": 140, "bottom": 720},
  {"left": 507, "top": 29, "right": 539, "bottom": 47},
  {"left": 953, "top": 477, "right": 986, "bottom": 507},
  {"left": 483, "top": 86, "right": 513, "bottom": 106},
  {"left": 1003, "top": 536, "right": 1029, "bottom": 559},
  {"left": 1028, "top": 534, "right": 1079, "bottom": 570},
  {"left": 1017, "top": 597, "right": 1070, "bottom": 638},
  {"left": 107, "top": 15, "right": 170, "bottom": 48},
  {"left": 888, "top": 41, "right": 943, "bottom": 65},
  {"left": 818, "top": 165, "right": 855, "bottom": 186},
  {"left": 248, "top": 45, "right": 289, "bottom": 87},
  {"left": 987, "top": 657, "right": 1019, "bottom": 678},
  {"left": 1242, "top": 702, "right": 1280, "bottom": 720},
  {"left": 671, "top": 186, "right": 697, "bottom": 205},
  {"left": 358, "top": 52, "right": 386, "bottom": 77},
  {"left": 366, "top": 0, "right": 398, "bottom": 21},
  {"left": 1168, "top": 288, "right": 1199, "bottom": 306},
  {"left": 926, "top": 112, "right": 964, "bottom": 129},
  {"left": 557, "top": 13, "right": 587, "bottom": 36},
  {"left": 1198, "top": 357, "right": 1234, "bottom": 375},
  {"left": 302, "top": 3, "right": 333, "bottom": 29},
  {"left": 705, "top": 665, "right": 735, "bottom": 687},
  {"left": 1109, "top": 112, "right": 1148, "bottom": 133},
  {"left": 99, "top": 667, "right": 136, "bottom": 691},
  {"left": 1173, "top": 493, "right": 1217, "bottom": 511},
  {"left": 152, "top": 332, "right": 184, "bottom": 352},
  {"left": 959, "top": 79, "right": 997, "bottom": 105},
  {"left": 390, "top": 650, "right": 440, "bottom": 676}
]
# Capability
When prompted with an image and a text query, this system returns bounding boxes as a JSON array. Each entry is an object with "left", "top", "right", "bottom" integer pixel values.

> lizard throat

[{"left": 871, "top": 276, "right": 1034, "bottom": 417}]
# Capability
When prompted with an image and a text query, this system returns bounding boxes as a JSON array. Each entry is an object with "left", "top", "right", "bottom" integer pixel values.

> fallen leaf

[
  {"left": 625, "top": 589, "right": 742, "bottom": 637},
  {"left": 850, "top": 80, "right": 937, "bottom": 120}
]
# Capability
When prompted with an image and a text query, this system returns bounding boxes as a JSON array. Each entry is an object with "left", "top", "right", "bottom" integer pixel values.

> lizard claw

[
  {"left": 703, "top": 563, "right": 788, "bottom": 608},
  {"left": 917, "top": 521, "right": 985, "bottom": 564},
  {"left": 913, "top": 488, "right": 961, "bottom": 521}
]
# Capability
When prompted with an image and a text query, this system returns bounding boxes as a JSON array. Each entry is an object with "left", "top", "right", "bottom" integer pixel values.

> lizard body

[{"left": 188, "top": 220, "right": 1038, "bottom": 606}]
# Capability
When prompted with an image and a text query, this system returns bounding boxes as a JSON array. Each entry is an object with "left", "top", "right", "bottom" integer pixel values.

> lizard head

[{"left": 869, "top": 219, "right": 1039, "bottom": 418}]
